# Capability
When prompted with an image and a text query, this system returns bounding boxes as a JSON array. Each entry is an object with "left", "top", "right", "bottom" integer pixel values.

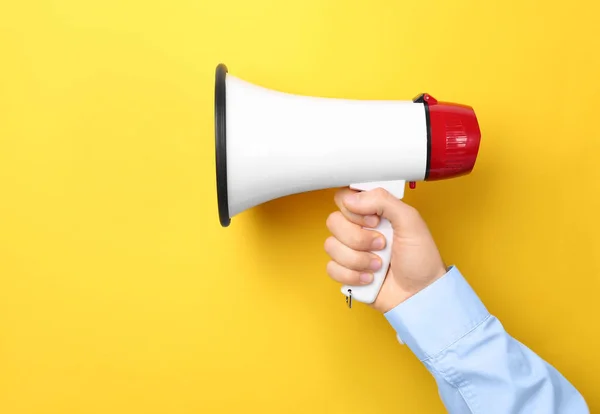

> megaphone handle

[
  {"left": 341, "top": 181, "right": 405, "bottom": 305},
  {"left": 341, "top": 217, "right": 394, "bottom": 305}
]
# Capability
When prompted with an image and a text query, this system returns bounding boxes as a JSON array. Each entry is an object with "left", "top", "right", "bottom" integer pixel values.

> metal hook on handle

[{"left": 345, "top": 289, "right": 352, "bottom": 309}]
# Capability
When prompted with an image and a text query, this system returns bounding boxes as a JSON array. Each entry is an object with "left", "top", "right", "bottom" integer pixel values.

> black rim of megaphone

[{"left": 215, "top": 63, "right": 231, "bottom": 227}]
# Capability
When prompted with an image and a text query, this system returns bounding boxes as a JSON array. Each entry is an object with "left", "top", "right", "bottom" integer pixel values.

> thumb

[{"left": 342, "top": 187, "right": 414, "bottom": 227}]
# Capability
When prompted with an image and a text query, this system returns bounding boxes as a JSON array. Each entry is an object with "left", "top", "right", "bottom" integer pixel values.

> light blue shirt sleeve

[{"left": 384, "top": 266, "right": 589, "bottom": 414}]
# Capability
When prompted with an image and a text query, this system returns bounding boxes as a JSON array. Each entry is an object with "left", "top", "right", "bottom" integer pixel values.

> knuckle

[
  {"left": 371, "top": 187, "right": 389, "bottom": 199},
  {"left": 352, "top": 231, "right": 373, "bottom": 250},
  {"left": 325, "top": 211, "right": 341, "bottom": 230},
  {"left": 326, "top": 260, "right": 357, "bottom": 284},
  {"left": 325, "top": 261, "right": 336, "bottom": 277},
  {"left": 340, "top": 267, "right": 357, "bottom": 283},
  {"left": 352, "top": 251, "right": 370, "bottom": 268},
  {"left": 348, "top": 232, "right": 364, "bottom": 248},
  {"left": 323, "top": 236, "right": 336, "bottom": 254}
]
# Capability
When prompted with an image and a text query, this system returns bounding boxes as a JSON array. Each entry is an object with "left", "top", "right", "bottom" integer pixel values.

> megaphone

[{"left": 214, "top": 63, "right": 481, "bottom": 306}]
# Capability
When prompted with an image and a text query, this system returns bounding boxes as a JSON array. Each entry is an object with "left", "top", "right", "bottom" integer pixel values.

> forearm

[{"left": 384, "top": 267, "right": 589, "bottom": 414}]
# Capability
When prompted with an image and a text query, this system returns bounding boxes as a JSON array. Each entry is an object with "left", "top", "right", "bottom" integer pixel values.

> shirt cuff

[{"left": 384, "top": 266, "right": 490, "bottom": 361}]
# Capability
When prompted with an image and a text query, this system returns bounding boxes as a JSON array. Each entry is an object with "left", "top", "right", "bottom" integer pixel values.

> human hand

[{"left": 324, "top": 187, "right": 448, "bottom": 313}]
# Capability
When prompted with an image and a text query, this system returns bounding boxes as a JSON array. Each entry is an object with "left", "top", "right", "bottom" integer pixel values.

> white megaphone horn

[{"left": 214, "top": 63, "right": 481, "bottom": 307}]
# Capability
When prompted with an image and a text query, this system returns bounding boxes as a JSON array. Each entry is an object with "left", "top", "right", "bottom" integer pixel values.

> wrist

[{"left": 375, "top": 266, "right": 448, "bottom": 313}]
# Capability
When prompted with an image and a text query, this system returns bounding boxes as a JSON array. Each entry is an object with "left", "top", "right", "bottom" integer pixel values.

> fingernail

[
  {"left": 344, "top": 194, "right": 359, "bottom": 205},
  {"left": 359, "top": 273, "right": 373, "bottom": 284},
  {"left": 369, "top": 259, "right": 381, "bottom": 270},
  {"left": 372, "top": 237, "right": 385, "bottom": 250},
  {"left": 364, "top": 215, "right": 378, "bottom": 227}
]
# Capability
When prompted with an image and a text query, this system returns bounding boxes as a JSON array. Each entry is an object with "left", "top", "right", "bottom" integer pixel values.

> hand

[{"left": 324, "top": 187, "right": 448, "bottom": 313}]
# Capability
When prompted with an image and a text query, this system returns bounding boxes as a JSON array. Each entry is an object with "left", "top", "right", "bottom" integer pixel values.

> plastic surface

[
  {"left": 223, "top": 73, "right": 428, "bottom": 218},
  {"left": 340, "top": 181, "right": 405, "bottom": 304},
  {"left": 424, "top": 94, "right": 481, "bottom": 180}
]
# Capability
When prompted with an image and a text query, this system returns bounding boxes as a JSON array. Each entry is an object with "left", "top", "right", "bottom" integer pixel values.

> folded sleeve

[{"left": 384, "top": 266, "right": 589, "bottom": 414}]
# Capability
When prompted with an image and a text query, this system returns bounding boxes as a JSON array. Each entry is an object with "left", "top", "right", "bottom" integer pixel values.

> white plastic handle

[{"left": 341, "top": 180, "right": 406, "bottom": 304}]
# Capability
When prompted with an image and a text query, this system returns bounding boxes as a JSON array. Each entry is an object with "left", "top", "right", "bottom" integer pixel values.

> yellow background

[{"left": 1, "top": 0, "right": 599, "bottom": 412}]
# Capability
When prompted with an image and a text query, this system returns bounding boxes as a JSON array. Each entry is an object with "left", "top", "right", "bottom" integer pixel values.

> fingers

[
  {"left": 326, "top": 260, "right": 376, "bottom": 286},
  {"left": 341, "top": 187, "right": 418, "bottom": 228},
  {"left": 324, "top": 236, "right": 382, "bottom": 273},
  {"left": 325, "top": 187, "right": 407, "bottom": 288},
  {"left": 334, "top": 188, "right": 381, "bottom": 228},
  {"left": 326, "top": 211, "right": 386, "bottom": 251}
]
